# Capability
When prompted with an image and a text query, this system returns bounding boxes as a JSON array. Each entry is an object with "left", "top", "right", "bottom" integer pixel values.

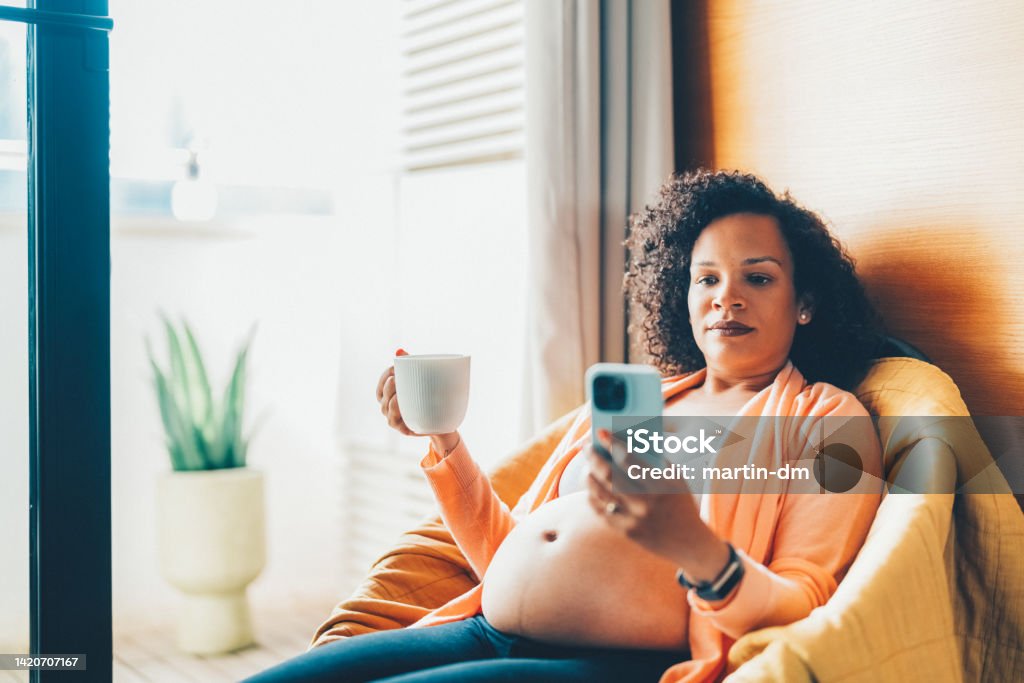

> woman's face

[{"left": 687, "top": 213, "right": 811, "bottom": 377}]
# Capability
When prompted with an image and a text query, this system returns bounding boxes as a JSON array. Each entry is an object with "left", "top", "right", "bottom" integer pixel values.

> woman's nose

[{"left": 712, "top": 285, "right": 745, "bottom": 310}]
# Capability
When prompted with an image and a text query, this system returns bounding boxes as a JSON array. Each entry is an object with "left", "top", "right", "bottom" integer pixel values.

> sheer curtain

[{"left": 521, "top": 0, "right": 674, "bottom": 436}]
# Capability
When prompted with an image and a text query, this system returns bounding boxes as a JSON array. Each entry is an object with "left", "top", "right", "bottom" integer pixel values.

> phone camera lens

[{"left": 593, "top": 375, "right": 627, "bottom": 411}]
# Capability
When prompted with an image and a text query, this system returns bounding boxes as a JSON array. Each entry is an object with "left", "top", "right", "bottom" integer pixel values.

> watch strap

[{"left": 675, "top": 542, "right": 745, "bottom": 601}]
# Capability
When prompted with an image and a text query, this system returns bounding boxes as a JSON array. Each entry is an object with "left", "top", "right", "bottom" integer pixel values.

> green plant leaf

[
  {"left": 150, "top": 330, "right": 205, "bottom": 471},
  {"left": 150, "top": 356, "right": 204, "bottom": 470},
  {"left": 191, "top": 423, "right": 213, "bottom": 470},
  {"left": 167, "top": 442, "right": 186, "bottom": 472},
  {"left": 148, "top": 355, "right": 184, "bottom": 466},
  {"left": 221, "top": 340, "right": 250, "bottom": 468},
  {"left": 150, "top": 354, "right": 189, "bottom": 472},
  {"left": 161, "top": 316, "right": 195, "bottom": 429},
  {"left": 183, "top": 321, "right": 214, "bottom": 436},
  {"left": 147, "top": 317, "right": 257, "bottom": 471}
]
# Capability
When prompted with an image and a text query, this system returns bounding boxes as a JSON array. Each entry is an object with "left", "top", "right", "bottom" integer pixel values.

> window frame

[{"left": 0, "top": 2, "right": 114, "bottom": 680}]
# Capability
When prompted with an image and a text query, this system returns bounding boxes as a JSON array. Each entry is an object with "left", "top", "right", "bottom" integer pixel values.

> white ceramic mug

[{"left": 393, "top": 354, "right": 471, "bottom": 434}]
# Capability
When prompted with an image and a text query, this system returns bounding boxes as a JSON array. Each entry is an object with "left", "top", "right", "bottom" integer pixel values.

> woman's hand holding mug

[{"left": 376, "top": 348, "right": 464, "bottom": 455}]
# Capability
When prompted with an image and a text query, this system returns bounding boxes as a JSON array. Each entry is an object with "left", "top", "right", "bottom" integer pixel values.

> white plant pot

[{"left": 157, "top": 467, "right": 266, "bottom": 655}]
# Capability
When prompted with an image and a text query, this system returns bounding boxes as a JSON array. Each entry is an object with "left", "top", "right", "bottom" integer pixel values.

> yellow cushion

[{"left": 855, "top": 358, "right": 1000, "bottom": 492}]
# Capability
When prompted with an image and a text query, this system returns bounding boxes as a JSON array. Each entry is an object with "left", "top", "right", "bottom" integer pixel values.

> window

[{"left": 0, "top": 10, "right": 28, "bottom": 659}]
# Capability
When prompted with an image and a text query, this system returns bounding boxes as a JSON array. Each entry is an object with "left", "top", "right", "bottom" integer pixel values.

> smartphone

[{"left": 586, "top": 363, "right": 664, "bottom": 466}]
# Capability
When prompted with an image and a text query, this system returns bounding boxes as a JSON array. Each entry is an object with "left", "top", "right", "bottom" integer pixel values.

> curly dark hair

[{"left": 624, "top": 169, "right": 882, "bottom": 391}]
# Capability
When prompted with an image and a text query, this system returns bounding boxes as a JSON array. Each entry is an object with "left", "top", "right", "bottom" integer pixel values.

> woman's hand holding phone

[
  {"left": 584, "top": 363, "right": 730, "bottom": 583},
  {"left": 586, "top": 430, "right": 729, "bottom": 581}
]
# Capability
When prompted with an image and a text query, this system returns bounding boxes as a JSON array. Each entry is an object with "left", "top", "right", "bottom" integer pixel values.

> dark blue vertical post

[{"left": 27, "top": 1, "right": 112, "bottom": 681}]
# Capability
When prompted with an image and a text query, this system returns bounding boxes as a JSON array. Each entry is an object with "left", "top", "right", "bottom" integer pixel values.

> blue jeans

[{"left": 242, "top": 615, "right": 687, "bottom": 682}]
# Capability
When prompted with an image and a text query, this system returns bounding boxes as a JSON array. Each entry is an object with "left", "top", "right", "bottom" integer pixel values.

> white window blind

[{"left": 400, "top": 0, "right": 525, "bottom": 172}]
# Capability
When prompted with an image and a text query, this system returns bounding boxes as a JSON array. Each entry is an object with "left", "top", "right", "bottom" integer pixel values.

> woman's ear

[{"left": 797, "top": 294, "right": 816, "bottom": 325}]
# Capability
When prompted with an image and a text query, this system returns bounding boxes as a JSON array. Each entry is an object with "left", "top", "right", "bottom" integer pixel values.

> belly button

[{"left": 542, "top": 530, "right": 558, "bottom": 542}]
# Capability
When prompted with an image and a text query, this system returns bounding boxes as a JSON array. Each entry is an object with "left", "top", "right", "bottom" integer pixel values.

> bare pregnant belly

[{"left": 480, "top": 491, "right": 690, "bottom": 651}]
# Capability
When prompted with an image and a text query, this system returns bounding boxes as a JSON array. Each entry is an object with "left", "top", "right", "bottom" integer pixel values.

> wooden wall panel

[{"left": 706, "top": 0, "right": 1024, "bottom": 415}]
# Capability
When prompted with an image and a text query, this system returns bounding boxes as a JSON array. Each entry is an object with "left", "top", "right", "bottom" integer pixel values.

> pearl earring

[{"left": 799, "top": 312, "right": 809, "bottom": 322}]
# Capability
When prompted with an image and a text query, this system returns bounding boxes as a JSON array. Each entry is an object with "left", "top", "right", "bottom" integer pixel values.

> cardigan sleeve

[
  {"left": 308, "top": 408, "right": 581, "bottom": 649},
  {"left": 689, "top": 390, "right": 884, "bottom": 639},
  {"left": 419, "top": 439, "right": 518, "bottom": 580}
]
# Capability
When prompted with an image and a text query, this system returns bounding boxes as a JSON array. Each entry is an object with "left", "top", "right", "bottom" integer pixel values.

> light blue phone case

[{"left": 586, "top": 363, "right": 664, "bottom": 466}]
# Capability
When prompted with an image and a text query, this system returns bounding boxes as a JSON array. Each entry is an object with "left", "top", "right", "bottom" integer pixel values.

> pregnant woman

[{"left": 245, "top": 169, "right": 885, "bottom": 683}]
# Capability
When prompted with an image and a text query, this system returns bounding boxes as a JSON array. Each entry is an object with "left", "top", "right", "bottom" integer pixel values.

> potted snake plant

[{"left": 147, "top": 317, "right": 265, "bottom": 655}]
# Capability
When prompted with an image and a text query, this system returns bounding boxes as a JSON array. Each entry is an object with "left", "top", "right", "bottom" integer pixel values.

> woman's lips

[
  {"left": 707, "top": 321, "right": 754, "bottom": 336},
  {"left": 711, "top": 327, "right": 754, "bottom": 337}
]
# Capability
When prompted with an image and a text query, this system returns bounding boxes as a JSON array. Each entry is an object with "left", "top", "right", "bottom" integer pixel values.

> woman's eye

[
  {"left": 748, "top": 274, "right": 772, "bottom": 285},
  {"left": 696, "top": 275, "right": 718, "bottom": 286}
]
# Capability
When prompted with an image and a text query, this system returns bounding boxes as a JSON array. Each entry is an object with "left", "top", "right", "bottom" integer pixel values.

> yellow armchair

[{"left": 311, "top": 358, "right": 1024, "bottom": 682}]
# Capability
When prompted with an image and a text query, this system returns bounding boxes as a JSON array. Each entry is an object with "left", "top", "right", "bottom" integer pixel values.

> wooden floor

[{"left": 112, "top": 595, "right": 332, "bottom": 682}]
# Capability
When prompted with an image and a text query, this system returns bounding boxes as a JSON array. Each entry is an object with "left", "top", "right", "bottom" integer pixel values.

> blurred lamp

[{"left": 171, "top": 149, "right": 218, "bottom": 221}]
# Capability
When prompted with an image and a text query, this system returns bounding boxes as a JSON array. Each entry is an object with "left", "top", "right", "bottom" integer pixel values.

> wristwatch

[{"left": 675, "top": 542, "right": 745, "bottom": 601}]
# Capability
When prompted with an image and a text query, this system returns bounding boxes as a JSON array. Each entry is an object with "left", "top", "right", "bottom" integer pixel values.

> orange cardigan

[{"left": 411, "top": 362, "right": 882, "bottom": 683}]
